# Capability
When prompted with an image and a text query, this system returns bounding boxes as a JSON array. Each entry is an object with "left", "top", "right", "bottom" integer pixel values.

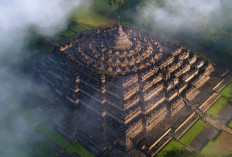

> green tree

[
  {"left": 207, "top": 28, "right": 218, "bottom": 43},
  {"left": 108, "top": 0, "right": 126, "bottom": 12}
]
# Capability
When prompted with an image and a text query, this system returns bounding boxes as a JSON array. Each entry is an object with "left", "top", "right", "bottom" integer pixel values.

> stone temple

[{"left": 33, "top": 24, "right": 215, "bottom": 156}]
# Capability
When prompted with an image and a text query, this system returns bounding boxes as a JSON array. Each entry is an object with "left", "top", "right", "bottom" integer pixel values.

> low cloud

[
  {"left": 0, "top": 0, "right": 91, "bottom": 54},
  {"left": 137, "top": 0, "right": 223, "bottom": 33},
  {"left": 0, "top": 0, "right": 91, "bottom": 156}
]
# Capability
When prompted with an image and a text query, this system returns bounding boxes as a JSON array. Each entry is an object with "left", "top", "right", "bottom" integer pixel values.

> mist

[
  {"left": 0, "top": 0, "right": 91, "bottom": 156},
  {"left": 0, "top": 0, "right": 92, "bottom": 58},
  {"left": 135, "top": 0, "right": 232, "bottom": 67},
  {"left": 137, "top": 0, "right": 223, "bottom": 33}
]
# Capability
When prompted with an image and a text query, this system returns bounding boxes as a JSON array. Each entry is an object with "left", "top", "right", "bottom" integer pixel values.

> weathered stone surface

[{"left": 34, "top": 24, "right": 216, "bottom": 156}]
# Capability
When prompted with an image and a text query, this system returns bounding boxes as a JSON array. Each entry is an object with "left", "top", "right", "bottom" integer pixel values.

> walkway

[{"left": 204, "top": 116, "right": 232, "bottom": 135}]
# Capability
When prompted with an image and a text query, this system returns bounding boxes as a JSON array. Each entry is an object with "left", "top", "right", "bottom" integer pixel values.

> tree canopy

[{"left": 108, "top": 0, "right": 126, "bottom": 12}]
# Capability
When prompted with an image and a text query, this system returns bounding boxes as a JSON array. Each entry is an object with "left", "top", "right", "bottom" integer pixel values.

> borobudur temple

[{"left": 33, "top": 24, "right": 218, "bottom": 156}]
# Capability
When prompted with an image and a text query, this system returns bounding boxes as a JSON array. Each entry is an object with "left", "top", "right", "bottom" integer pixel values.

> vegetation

[
  {"left": 108, "top": 0, "right": 126, "bottom": 12},
  {"left": 93, "top": 0, "right": 112, "bottom": 14},
  {"left": 70, "top": 10, "right": 115, "bottom": 27},
  {"left": 71, "top": 23, "right": 93, "bottom": 33},
  {"left": 228, "top": 121, "right": 232, "bottom": 128},
  {"left": 157, "top": 140, "right": 185, "bottom": 157},
  {"left": 36, "top": 124, "right": 95, "bottom": 157},
  {"left": 36, "top": 125, "right": 70, "bottom": 149},
  {"left": 179, "top": 120, "right": 206, "bottom": 146},
  {"left": 201, "top": 141, "right": 220, "bottom": 157},
  {"left": 48, "top": 6, "right": 116, "bottom": 42},
  {"left": 52, "top": 35, "right": 63, "bottom": 41},
  {"left": 206, "top": 97, "right": 229, "bottom": 118},
  {"left": 66, "top": 143, "right": 95, "bottom": 157},
  {"left": 61, "top": 30, "right": 76, "bottom": 38},
  {"left": 25, "top": 33, "right": 50, "bottom": 50},
  {"left": 220, "top": 83, "right": 232, "bottom": 99},
  {"left": 201, "top": 131, "right": 232, "bottom": 157}
]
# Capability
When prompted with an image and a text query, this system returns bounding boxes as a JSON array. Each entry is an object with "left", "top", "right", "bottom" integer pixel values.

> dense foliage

[{"left": 108, "top": 0, "right": 126, "bottom": 11}]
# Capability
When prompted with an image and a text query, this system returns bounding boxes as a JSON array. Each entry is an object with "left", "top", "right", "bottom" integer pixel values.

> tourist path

[
  {"left": 184, "top": 97, "right": 232, "bottom": 135},
  {"left": 189, "top": 101, "right": 232, "bottom": 135},
  {"left": 204, "top": 116, "right": 232, "bottom": 135}
]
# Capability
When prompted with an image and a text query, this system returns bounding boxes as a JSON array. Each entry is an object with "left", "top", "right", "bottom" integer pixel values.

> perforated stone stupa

[
  {"left": 34, "top": 24, "right": 215, "bottom": 156},
  {"left": 61, "top": 24, "right": 163, "bottom": 76}
]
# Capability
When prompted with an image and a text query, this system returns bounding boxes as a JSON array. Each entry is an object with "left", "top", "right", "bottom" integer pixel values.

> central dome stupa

[{"left": 61, "top": 24, "right": 163, "bottom": 76}]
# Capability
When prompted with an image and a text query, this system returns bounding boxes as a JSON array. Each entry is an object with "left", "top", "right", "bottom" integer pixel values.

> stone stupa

[{"left": 33, "top": 24, "right": 214, "bottom": 156}]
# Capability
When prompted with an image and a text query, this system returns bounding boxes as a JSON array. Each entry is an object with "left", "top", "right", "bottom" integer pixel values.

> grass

[
  {"left": 51, "top": 22, "right": 94, "bottom": 42},
  {"left": 66, "top": 143, "right": 95, "bottom": 157},
  {"left": 201, "top": 131, "right": 232, "bottom": 157},
  {"left": 206, "top": 97, "right": 229, "bottom": 118},
  {"left": 220, "top": 83, "right": 232, "bottom": 99},
  {"left": 49, "top": 5, "right": 115, "bottom": 42},
  {"left": 157, "top": 120, "right": 206, "bottom": 156},
  {"left": 201, "top": 141, "right": 218, "bottom": 157},
  {"left": 36, "top": 125, "right": 70, "bottom": 149},
  {"left": 52, "top": 35, "right": 64, "bottom": 41},
  {"left": 37, "top": 124, "right": 95, "bottom": 157},
  {"left": 48, "top": 1, "right": 116, "bottom": 42},
  {"left": 228, "top": 121, "right": 232, "bottom": 128},
  {"left": 71, "top": 10, "right": 116, "bottom": 27},
  {"left": 93, "top": 0, "right": 111, "bottom": 14},
  {"left": 71, "top": 23, "right": 93, "bottom": 33},
  {"left": 179, "top": 120, "right": 206, "bottom": 146},
  {"left": 61, "top": 30, "right": 76, "bottom": 38},
  {"left": 157, "top": 140, "right": 185, "bottom": 157}
]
